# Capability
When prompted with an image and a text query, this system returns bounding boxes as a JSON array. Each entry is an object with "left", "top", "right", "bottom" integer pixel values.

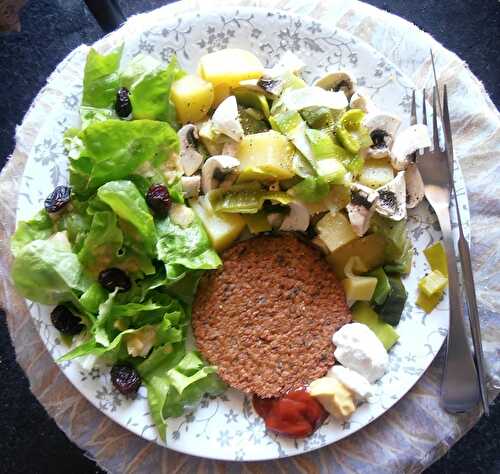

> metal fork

[{"left": 412, "top": 89, "right": 480, "bottom": 412}]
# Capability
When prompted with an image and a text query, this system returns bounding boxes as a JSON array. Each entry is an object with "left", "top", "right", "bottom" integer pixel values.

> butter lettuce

[
  {"left": 69, "top": 119, "right": 179, "bottom": 197},
  {"left": 120, "top": 54, "right": 185, "bottom": 127},
  {"left": 82, "top": 45, "right": 123, "bottom": 109},
  {"left": 97, "top": 180, "right": 156, "bottom": 256},
  {"left": 11, "top": 234, "right": 92, "bottom": 305},
  {"left": 156, "top": 216, "right": 221, "bottom": 281},
  {"left": 138, "top": 349, "right": 225, "bottom": 441},
  {"left": 10, "top": 210, "right": 54, "bottom": 257}
]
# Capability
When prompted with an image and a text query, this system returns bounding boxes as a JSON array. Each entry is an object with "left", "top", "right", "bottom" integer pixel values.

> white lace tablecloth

[{"left": 1, "top": 1, "right": 499, "bottom": 472}]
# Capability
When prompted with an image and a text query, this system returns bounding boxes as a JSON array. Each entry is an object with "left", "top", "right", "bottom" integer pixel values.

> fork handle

[{"left": 434, "top": 205, "right": 480, "bottom": 412}]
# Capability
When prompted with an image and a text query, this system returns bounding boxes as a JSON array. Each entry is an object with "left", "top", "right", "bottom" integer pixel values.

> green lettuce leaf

[
  {"left": 79, "top": 282, "right": 108, "bottom": 313},
  {"left": 82, "top": 45, "right": 123, "bottom": 109},
  {"left": 97, "top": 180, "right": 156, "bottom": 256},
  {"left": 11, "top": 233, "right": 92, "bottom": 305},
  {"left": 78, "top": 210, "right": 123, "bottom": 275},
  {"left": 156, "top": 216, "right": 221, "bottom": 281},
  {"left": 69, "top": 119, "right": 179, "bottom": 197},
  {"left": 120, "top": 54, "right": 184, "bottom": 127},
  {"left": 138, "top": 349, "right": 224, "bottom": 441},
  {"left": 11, "top": 210, "right": 54, "bottom": 257},
  {"left": 80, "top": 106, "right": 114, "bottom": 129}
]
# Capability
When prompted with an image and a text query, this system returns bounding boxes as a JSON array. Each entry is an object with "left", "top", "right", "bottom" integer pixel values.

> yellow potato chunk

[
  {"left": 198, "top": 48, "right": 264, "bottom": 88},
  {"left": 358, "top": 158, "right": 394, "bottom": 188},
  {"left": 327, "top": 233, "right": 386, "bottom": 278},
  {"left": 190, "top": 196, "right": 245, "bottom": 251},
  {"left": 315, "top": 212, "right": 358, "bottom": 254},
  {"left": 171, "top": 74, "right": 214, "bottom": 124},
  {"left": 237, "top": 131, "right": 295, "bottom": 181}
]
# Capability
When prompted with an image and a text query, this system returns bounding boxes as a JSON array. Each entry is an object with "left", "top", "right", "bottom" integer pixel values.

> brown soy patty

[{"left": 192, "top": 233, "right": 351, "bottom": 398}]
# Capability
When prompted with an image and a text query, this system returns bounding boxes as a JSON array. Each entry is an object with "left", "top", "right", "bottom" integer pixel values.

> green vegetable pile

[{"left": 10, "top": 46, "right": 224, "bottom": 441}]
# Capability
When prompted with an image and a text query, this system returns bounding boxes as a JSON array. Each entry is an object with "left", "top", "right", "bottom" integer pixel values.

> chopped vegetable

[
  {"left": 358, "top": 158, "right": 394, "bottom": 189},
  {"left": 424, "top": 241, "right": 448, "bottom": 276},
  {"left": 416, "top": 290, "right": 444, "bottom": 313},
  {"left": 376, "top": 276, "right": 407, "bottom": 326},
  {"left": 315, "top": 212, "right": 358, "bottom": 253},
  {"left": 418, "top": 270, "right": 448, "bottom": 297},
  {"left": 367, "top": 267, "right": 391, "bottom": 306},
  {"left": 233, "top": 87, "right": 270, "bottom": 118},
  {"left": 351, "top": 302, "right": 399, "bottom": 350},
  {"left": 171, "top": 74, "right": 214, "bottom": 124},
  {"left": 242, "top": 212, "right": 272, "bottom": 234}
]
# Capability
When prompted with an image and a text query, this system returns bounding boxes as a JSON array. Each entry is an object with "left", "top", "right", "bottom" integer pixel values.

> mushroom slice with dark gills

[
  {"left": 362, "top": 113, "right": 402, "bottom": 159},
  {"left": 390, "top": 124, "right": 431, "bottom": 171},
  {"left": 314, "top": 70, "right": 357, "bottom": 99},
  {"left": 201, "top": 155, "right": 240, "bottom": 194},
  {"left": 238, "top": 77, "right": 284, "bottom": 98},
  {"left": 375, "top": 171, "right": 407, "bottom": 220},
  {"left": 346, "top": 183, "right": 379, "bottom": 236},
  {"left": 178, "top": 124, "right": 204, "bottom": 176}
]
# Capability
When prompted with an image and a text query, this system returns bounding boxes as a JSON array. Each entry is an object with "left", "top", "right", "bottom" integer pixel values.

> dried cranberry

[
  {"left": 146, "top": 184, "right": 172, "bottom": 217},
  {"left": 98, "top": 267, "right": 131, "bottom": 292},
  {"left": 50, "top": 305, "right": 84, "bottom": 335},
  {"left": 370, "top": 129, "right": 389, "bottom": 148},
  {"left": 115, "top": 87, "right": 132, "bottom": 118},
  {"left": 110, "top": 363, "right": 141, "bottom": 395},
  {"left": 44, "top": 185, "right": 71, "bottom": 213}
]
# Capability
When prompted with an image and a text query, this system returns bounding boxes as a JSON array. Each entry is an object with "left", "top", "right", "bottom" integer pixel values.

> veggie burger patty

[{"left": 192, "top": 233, "right": 351, "bottom": 398}]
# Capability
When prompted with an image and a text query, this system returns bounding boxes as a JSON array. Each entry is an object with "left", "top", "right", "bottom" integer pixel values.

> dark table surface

[{"left": 0, "top": 1, "right": 499, "bottom": 473}]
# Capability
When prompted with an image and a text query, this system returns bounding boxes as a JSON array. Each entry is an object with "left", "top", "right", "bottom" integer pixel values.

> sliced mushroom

[
  {"left": 201, "top": 155, "right": 240, "bottom": 194},
  {"left": 211, "top": 95, "right": 244, "bottom": 142},
  {"left": 349, "top": 88, "right": 377, "bottom": 113},
  {"left": 375, "top": 171, "right": 407, "bottom": 220},
  {"left": 221, "top": 140, "right": 239, "bottom": 157},
  {"left": 238, "top": 77, "right": 284, "bottom": 98},
  {"left": 178, "top": 124, "right": 204, "bottom": 176},
  {"left": 281, "top": 86, "right": 348, "bottom": 111},
  {"left": 346, "top": 184, "right": 379, "bottom": 236},
  {"left": 405, "top": 163, "right": 425, "bottom": 208},
  {"left": 362, "top": 113, "right": 402, "bottom": 159},
  {"left": 390, "top": 124, "right": 431, "bottom": 170},
  {"left": 280, "top": 202, "right": 310, "bottom": 231},
  {"left": 181, "top": 175, "right": 201, "bottom": 199},
  {"left": 314, "top": 70, "right": 357, "bottom": 99},
  {"left": 267, "top": 212, "right": 284, "bottom": 229}
]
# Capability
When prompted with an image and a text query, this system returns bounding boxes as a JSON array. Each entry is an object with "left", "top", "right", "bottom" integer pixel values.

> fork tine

[
  {"left": 442, "top": 85, "right": 454, "bottom": 158},
  {"left": 410, "top": 90, "right": 417, "bottom": 125},
  {"left": 422, "top": 89, "right": 428, "bottom": 125},
  {"left": 432, "top": 87, "right": 440, "bottom": 150}
]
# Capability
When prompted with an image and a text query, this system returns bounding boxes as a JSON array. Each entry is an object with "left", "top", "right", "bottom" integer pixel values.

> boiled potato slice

[
  {"left": 190, "top": 196, "right": 245, "bottom": 251},
  {"left": 358, "top": 158, "right": 394, "bottom": 188},
  {"left": 198, "top": 48, "right": 264, "bottom": 88},
  {"left": 237, "top": 130, "right": 295, "bottom": 181},
  {"left": 171, "top": 74, "right": 214, "bottom": 124},
  {"left": 315, "top": 212, "right": 358, "bottom": 254},
  {"left": 327, "top": 233, "right": 386, "bottom": 278}
]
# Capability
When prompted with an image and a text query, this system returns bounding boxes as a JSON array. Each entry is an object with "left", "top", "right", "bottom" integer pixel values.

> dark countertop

[{"left": 0, "top": 1, "right": 498, "bottom": 473}]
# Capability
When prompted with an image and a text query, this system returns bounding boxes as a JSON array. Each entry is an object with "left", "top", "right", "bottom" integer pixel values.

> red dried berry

[
  {"left": 115, "top": 87, "right": 132, "bottom": 118},
  {"left": 44, "top": 185, "right": 71, "bottom": 213},
  {"left": 111, "top": 363, "right": 141, "bottom": 395},
  {"left": 50, "top": 305, "right": 84, "bottom": 335},
  {"left": 98, "top": 267, "right": 131, "bottom": 292},
  {"left": 146, "top": 184, "right": 172, "bottom": 217}
]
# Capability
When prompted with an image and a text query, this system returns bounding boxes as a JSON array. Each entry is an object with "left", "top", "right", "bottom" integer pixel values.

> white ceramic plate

[{"left": 16, "top": 7, "right": 469, "bottom": 462}]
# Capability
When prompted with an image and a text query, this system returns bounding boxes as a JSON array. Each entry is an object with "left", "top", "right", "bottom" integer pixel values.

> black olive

[
  {"left": 146, "top": 184, "right": 172, "bottom": 217},
  {"left": 115, "top": 87, "right": 132, "bottom": 118},
  {"left": 44, "top": 185, "right": 71, "bottom": 213},
  {"left": 50, "top": 305, "right": 84, "bottom": 335},
  {"left": 98, "top": 268, "right": 131, "bottom": 292},
  {"left": 110, "top": 363, "right": 141, "bottom": 395},
  {"left": 370, "top": 129, "right": 389, "bottom": 149}
]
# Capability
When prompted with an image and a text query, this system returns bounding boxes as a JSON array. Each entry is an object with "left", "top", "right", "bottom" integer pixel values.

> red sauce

[{"left": 252, "top": 389, "right": 328, "bottom": 438}]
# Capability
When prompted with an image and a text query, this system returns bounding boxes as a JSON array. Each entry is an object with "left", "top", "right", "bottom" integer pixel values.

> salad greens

[{"left": 11, "top": 45, "right": 224, "bottom": 442}]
